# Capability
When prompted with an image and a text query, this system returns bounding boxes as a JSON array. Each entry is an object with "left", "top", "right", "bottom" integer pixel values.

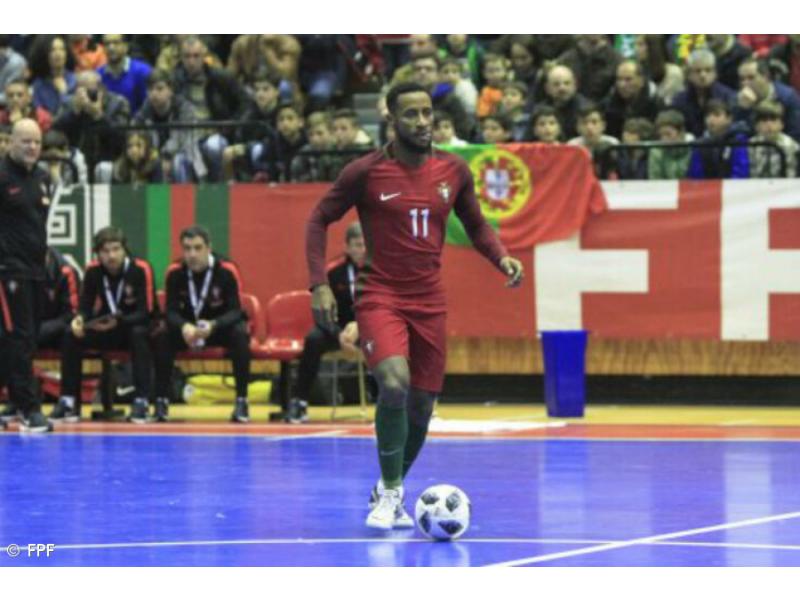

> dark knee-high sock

[
  {"left": 403, "top": 395, "right": 434, "bottom": 478},
  {"left": 375, "top": 402, "right": 408, "bottom": 489}
]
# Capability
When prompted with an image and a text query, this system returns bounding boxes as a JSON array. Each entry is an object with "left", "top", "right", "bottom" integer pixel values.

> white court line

[
  {"left": 4, "top": 536, "right": 800, "bottom": 555},
  {"left": 12, "top": 430, "right": 351, "bottom": 440},
  {"left": 483, "top": 510, "right": 800, "bottom": 567},
  {"left": 261, "top": 430, "right": 349, "bottom": 442},
  {"left": 660, "top": 540, "right": 800, "bottom": 552}
]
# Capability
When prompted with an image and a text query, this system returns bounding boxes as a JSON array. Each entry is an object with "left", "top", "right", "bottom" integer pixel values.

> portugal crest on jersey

[
  {"left": 469, "top": 148, "right": 531, "bottom": 220},
  {"left": 437, "top": 181, "right": 451, "bottom": 203}
]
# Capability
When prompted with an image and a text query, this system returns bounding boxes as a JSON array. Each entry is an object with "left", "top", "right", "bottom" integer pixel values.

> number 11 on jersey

[{"left": 409, "top": 208, "right": 430, "bottom": 238}]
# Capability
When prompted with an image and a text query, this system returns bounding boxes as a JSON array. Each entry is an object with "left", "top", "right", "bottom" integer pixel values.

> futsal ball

[{"left": 415, "top": 484, "right": 471, "bottom": 541}]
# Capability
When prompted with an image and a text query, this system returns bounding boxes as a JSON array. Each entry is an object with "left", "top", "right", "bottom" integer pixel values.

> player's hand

[
  {"left": 182, "top": 323, "right": 199, "bottom": 345},
  {"left": 71, "top": 315, "right": 85, "bottom": 338},
  {"left": 73, "top": 87, "right": 88, "bottom": 113},
  {"left": 312, "top": 284, "right": 338, "bottom": 332},
  {"left": 738, "top": 87, "right": 758, "bottom": 109},
  {"left": 338, "top": 321, "right": 359, "bottom": 354},
  {"left": 196, "top": 320, "right": 214, "bottom": 339},
  {"left": 500, "top": 256, "right": 524, "bottom": 288}
]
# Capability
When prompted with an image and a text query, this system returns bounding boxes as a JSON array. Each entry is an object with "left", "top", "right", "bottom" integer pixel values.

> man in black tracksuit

[
  {"left": 55, "top": 226, "right": 158, "bottom": 424},
  {"left": 38, "top": 247, "right": 81, "bottom": 350},
  {"left": 155, "top": 225, "right": 250, "bottom": 423},
  {"left": 287, "top": 221, "right": 365, "bottom": 423},
  {"left": 0, "top": 247, "right": 80, "bottom": 395},
  {"left": 0, "top": 119, "right": 52, "bottom": 432}
]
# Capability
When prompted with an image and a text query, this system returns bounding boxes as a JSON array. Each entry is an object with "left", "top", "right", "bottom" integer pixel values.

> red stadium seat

[
  {"left": 259, "top": 290, "right": 313, "bottom": 361},
  {"left": 256, "top": 290, "right": 314, "bottom": 418}
]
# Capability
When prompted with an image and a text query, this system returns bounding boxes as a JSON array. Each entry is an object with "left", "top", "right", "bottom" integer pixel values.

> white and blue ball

[{"left": 414, "top": 484, "right": 471, "bottom": 541}]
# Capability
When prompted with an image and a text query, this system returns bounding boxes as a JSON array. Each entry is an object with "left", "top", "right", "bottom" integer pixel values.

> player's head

[
  {"left": 9, "top": 118, "right": 42, "bottom": 170},
  {"left": 93, "top": 226, "right": 128, "bottom": 273},
  {"left": 345, "top": 221, "right": 365, "bottom": 267},
  {"left": 386, "top": 82, "right": 433, "bottom": 154},
  {"left": 180, "top": 225, "right": 213, "bottom": 273}
]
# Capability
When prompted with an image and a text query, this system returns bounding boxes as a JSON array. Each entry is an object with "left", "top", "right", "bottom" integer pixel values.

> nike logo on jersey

[{"left": 379, "top": 192, "right": 401, "bottom": 202}]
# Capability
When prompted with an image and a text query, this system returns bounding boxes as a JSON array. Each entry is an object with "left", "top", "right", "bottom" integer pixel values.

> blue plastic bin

[{"left": 540, "top": 330, "right": 588, "bottom": 417}]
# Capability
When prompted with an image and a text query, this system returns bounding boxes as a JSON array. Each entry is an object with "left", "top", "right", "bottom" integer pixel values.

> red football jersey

[{"left": 307, "top": 146, "right": 507, "bottom": 302}]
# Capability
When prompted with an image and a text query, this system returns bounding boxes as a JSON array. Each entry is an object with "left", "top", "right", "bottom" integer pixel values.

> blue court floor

[{"left": 1, "top": 433, "right": 799, "bottom": 566}]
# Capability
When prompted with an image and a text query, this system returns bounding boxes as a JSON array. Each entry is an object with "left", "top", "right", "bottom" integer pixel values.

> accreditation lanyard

[
  {"left": 347, "top": 263, "right": 356, "bottom": 300},
  {"left": 103, "top": 257, "right": 130, "bottom": 315},
  {"left": 188, "top": 254, "right": 215, "bottom": 320}
]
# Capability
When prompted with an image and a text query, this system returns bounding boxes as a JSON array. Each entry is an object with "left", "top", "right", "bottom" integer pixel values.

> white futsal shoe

[
  {"left": 366, "top": 487, "right": 402, "bottom": 530},
  {"left": 368, "top": 480, "right": 414, "bottom": 529}
]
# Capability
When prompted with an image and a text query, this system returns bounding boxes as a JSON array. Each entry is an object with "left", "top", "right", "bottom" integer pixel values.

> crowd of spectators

[{"left": 1, "top": 34, "right": 799, "bottom": 182}]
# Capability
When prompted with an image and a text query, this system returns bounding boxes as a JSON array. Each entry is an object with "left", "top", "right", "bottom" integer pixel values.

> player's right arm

[{"left": 306, "top": 160, "right": 366, "bottom": 331}]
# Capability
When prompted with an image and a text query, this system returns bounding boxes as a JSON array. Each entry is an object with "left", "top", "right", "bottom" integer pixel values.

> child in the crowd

[
  {"left": 223, "top": 68, "right": 280, "bottom": 181},
  {"left": 291, "top": 111, "right": 340, "bottom": 182},
  {"left": 530, "top": 105, "right": 563, "bottom": 144},
  {"left": 608, "top": 117, "right": 655, "bottom": 180},
  {"left": 568, "top": 105, "right": 620, "bottom": 150},
  {"left": 41, "top": 128, "right": 88, "bottom": 185},
  {"left": 500, "top": 81, "right": 531, "bottom": 141},
  {"left": 480, "top": 113, "right": 513, "bottom": 144},
  {"left": 332, "top": 108, "right": 374, "bottom": 149},
  {"left": 440, "top": 57, "right": 478, "bottom": 118},
  {"left": 648, "top": 109, "right": 693, "bottom": 179},
  {"left": 257, "top": 103, "right": 307, "bottom": 183},
  {"left": 688, "top": 99, "right": 750, "bottom": 179},
  {"left": 433, "top": 110, "right": 467, "bottom": 147},
  {"left": 568, "top": 105, "right": 620, "bottom": 176},
  {"left": 111, "top": 130, "right": 164, "bottom": 184},
  {"left": 748, "top": 100, "right": 799, "bottom": 178},
  {"left": 477, "top": 53, "right": 510, "bottom": 118}
]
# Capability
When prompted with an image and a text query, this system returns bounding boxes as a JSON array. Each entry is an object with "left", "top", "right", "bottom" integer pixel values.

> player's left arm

[{"left": 452, "top": 163, "right": 524, "bottom": 288}]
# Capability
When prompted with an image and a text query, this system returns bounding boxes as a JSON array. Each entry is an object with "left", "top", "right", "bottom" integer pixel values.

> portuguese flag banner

[{"left": 445, "top": 143, "right": 608, "bottom": 250}]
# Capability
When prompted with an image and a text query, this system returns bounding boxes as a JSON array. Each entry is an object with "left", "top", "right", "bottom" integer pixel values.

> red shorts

[{"left": 356, "top": 300, "right": 447, "bottom": 393}]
